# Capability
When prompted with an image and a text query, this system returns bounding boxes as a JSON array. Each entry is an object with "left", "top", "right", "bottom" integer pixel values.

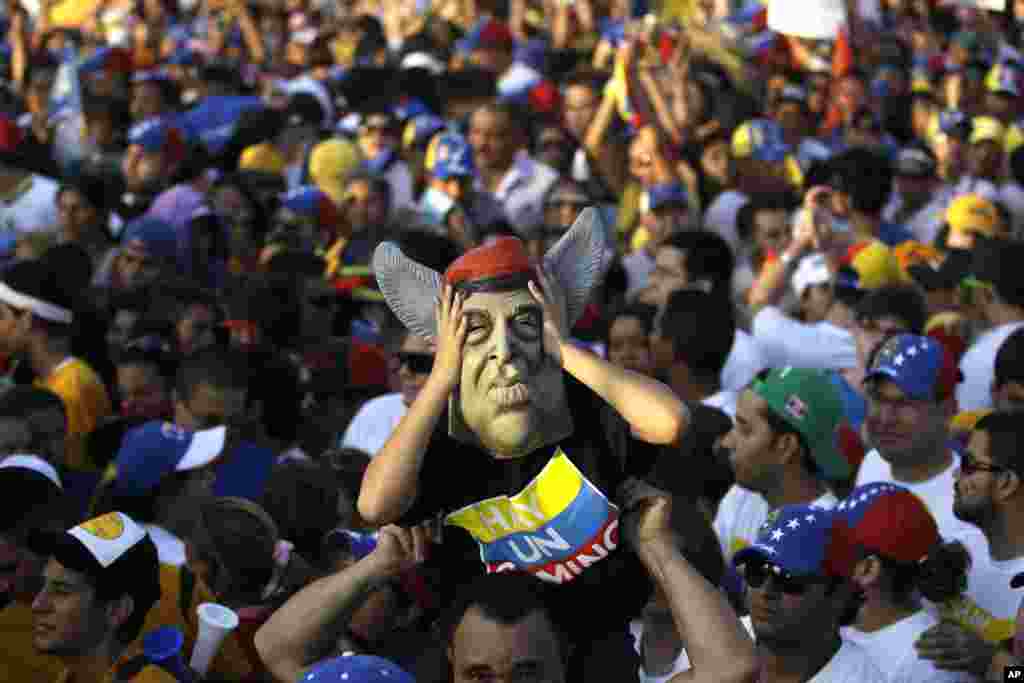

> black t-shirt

[{"left": 401, "top": 371, "right": 666, "bottom": 637}]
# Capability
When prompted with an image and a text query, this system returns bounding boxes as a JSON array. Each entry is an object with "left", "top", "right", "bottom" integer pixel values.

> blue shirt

[
  {"left": 213, "top": 441, "right": 275, "bottom": 501},
  {"left": 877, "top": 220, "right": 914, "bottom": 248}
]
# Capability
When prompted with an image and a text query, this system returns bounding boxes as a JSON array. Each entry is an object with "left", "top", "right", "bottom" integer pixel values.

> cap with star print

[
  {"left": 832, "top": 483, "right": 939, "bottom": 566},
  {"left": 865, "top": 333, "right": 960, "bottom": 402},
  {"left": 732, "top": 504, "right": 854, "bottom": 579}
]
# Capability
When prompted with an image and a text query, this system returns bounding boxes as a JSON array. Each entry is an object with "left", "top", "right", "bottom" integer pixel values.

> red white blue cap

[
  {"left": 866, "top": 333, "right": 960, "bottom": 401},
  {"left": 113, "top": 421, "right": 227, "bottom": 496},
  {"left": 279, "top": 186, "right": 339, "bottom": 227},
  {"left": 733, "top": 504, "right": 851, "bottom": 578}
]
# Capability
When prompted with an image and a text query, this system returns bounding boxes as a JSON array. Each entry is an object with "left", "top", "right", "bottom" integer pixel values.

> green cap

[{"left": 751, "top": 367, "right": 851, "bottom": 481}]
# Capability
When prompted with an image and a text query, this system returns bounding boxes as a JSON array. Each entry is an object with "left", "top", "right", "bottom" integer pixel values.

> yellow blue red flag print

[{"left": 445, "top": 449, "right": 620, "bottom": 584}]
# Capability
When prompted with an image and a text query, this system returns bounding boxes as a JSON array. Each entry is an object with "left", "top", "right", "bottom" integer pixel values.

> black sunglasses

[
  {"left": 743, "top": 560, "right": 829, "bottom": 596},
  {"left": 396, "top": 351, "right": 434, "bottom": 374}
]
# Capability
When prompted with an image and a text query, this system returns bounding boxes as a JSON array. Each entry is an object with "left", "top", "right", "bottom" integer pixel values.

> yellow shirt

[
  {"left": 35, "top": 357, "right": 113, "bottom": 471},
  {"left": 0, "top": 600, "right": 66, "bottom": 682}
]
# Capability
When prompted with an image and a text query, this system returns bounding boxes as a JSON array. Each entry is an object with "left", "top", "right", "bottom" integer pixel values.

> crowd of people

[{"left": 5, "top": 0, "right": 1024, "bottom": 680}]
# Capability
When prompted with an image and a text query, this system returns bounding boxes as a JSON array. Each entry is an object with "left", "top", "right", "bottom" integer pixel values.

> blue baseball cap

[
  {"left": 865, "top": 333, "right": 960, "bottom": 401},
  {"left": 643, "top": 182, "right": 688, "bottom": 211},
  {"left": 732, "top": 118, "right": 791, "bottom": 163},
  {"left": 112, "top": 421, "right": 227, "bottom": 497},
  {"left": 431, "top": 133, "right": 476, "bottom": 180},
  {"left": 122, "top": 216, "right": 178, "bottom": 263},
  {"left": 279, "top": 186, "right": 338, "bottom": 226},
  {"left": 733, "top": 504, "right": 850, "bottom": 578},
  {"left": 938, "top": 109, "right": 972, "bottom": 141},
  {"left": 128, "top": 118, "right": 184, "bottom": 155},
  {"left": 299, "top": 655, "right": 415, "bottom": 683}
]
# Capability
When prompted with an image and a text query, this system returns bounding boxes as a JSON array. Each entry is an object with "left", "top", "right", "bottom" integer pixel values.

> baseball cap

[
  {"left": 842, "top": 240, "right": 902, "bottom": 291},
  {"left": 732, "top": 119, "right": 791, "bottom": 163},
  {"left": 279, "top": 186, "right": 340, "bottom": 228},
  {"left": 894, "top": 146, "right": 937, "bottom": 178},
  {"left": 28, "top": 512, "right": 160, "bottom": 604},
  {"left": 429, "top": 133, "right": 477, "bottom": 181},
  {"left": 791, "top": 253, "right": 832, "bottom": 300},
  {"left": 833, "top": 483, "right": 939, "bottom": 565},
  {"left": 946, "top": 194, "right": 1002, "bottom": 239},
  {"left": 309, "top": 139, "right": 362, "bottom": 206},
  {"left": 299, "top": 654, "right": 415, "bottom": 683},
  {"left": 970, "top": 116, "right": 1006, "bottom": 146},
  {"left": 986, "top": 61, "right": 1022, "bottom": 97},
  {"left": 733, "top": 504, "right": 851, "bottom": 579},
  {"left": 866, "top": 333, "right": 960, "bottom": 401},
  {"left": 750, "top": 368, "right": 851, "bottom": 481},
  {"left": 642, "top": 183, "right": 689, "bottom": 212},
  {"left": 121, "top": 217, "right": 178, "bottom": 264},
  {"left": 112, "top": 421, "right": 227, "bottom": 497},
  {"left": 239, "top": 144, "right": 286, "bottom": 176},
  {"left": 402, "top": 115, "right": 446, "bottom": 150},
  {"left": 128, "top": 119, "right": 185, "bottom": 166}
]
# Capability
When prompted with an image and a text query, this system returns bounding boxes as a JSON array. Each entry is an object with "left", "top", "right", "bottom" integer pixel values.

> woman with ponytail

[
  {"left": 187, "top": 496, "right": 322, "bottom": 680},
  {"left": 834, "top": 482, "right": 973, "bottom": 683}
]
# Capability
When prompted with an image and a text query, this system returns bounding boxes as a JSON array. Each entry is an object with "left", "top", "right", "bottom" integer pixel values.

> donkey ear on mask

[{"left": 373, "top": 207, "right": 612, "bottom": 340}]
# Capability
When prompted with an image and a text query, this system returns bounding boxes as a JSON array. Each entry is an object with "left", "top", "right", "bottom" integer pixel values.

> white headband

[{"left": 0, "top": 283, "right": 73, "bottom": 324}]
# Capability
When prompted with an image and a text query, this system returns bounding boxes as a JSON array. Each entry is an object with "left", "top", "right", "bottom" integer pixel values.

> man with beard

[
  {"left": 920, "top": 411, "right": 1024, "bottom": 670},
  {"left": 361, "top": 209, "right": 689, "bottom": 680},
  {"left": 713, "top": 368, "right": 848, "bottom": 563}
]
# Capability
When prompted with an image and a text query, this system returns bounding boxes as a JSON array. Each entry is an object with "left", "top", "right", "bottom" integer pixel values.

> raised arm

[
  {"left": 529, "top": 270, "right": 688, "bottom": 446},
  {"left": 621, "top": 480, "right": 758, "bottom": 683},
  {"left": 254, "top": 526, "right": 429, "bottom": 683},
  {"left": 357, "top": 285, "right": 466, "bottom": 526}
]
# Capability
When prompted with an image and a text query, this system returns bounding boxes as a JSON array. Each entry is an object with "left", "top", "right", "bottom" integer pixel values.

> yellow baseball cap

[
  {"left": 946, "top": 194, "right": 1002, "bottom": 238},
  {"left": 239, "top": 143, "right": 285, "bottom": 175},
  {"left": 969, "top": 116, "right": 1006, "bottom": 146},
  {"left": 309, "top": 138, "right": 362, "bottom": 205},
  {"left": 845, "top": 240, "right": 902, "bottom": 290}
]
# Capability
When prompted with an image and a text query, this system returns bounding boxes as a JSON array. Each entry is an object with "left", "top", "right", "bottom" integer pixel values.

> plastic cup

[
  {"left": 144, "top": 626, "right": 193, "bottom": 682},
  {"left": 189, "top": 603, "right": 239, "bottom": 678}
]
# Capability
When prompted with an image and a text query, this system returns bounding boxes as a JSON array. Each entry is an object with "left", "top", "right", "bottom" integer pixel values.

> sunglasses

[
  {"left": 743, "top": 560, "right": 829, "bottom": 596},
  {"left": 960, "top": 450, "right": 1011, "bottom": 477},
  {"left": 396, "top": 351, "right": 434, "bottom": 374}
]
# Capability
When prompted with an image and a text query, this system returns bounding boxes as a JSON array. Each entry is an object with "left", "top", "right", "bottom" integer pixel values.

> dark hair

[
  {"left": 995, "top": 328, "right": 1024, "bottom": 389},
  {"left": 660, "top": 231, "right": 736, "bottom": 297},
  {"left": 0, "top": 385, "right": 66, "bottom": 421},
  {"left": 345, "top": 172, "right": 392, "bottom": 211},
  {"left": 735, "top": 192, "right": 799, "bottom": 242},
  {"left": 174, "top": 348, "right": 249, "bottom": 403},
  {"left": 868, "top": 540, "right": 970, "bottom": 604},
  {"left": 112, "top": 346, "right": 175, "bottom": 383},
  {"left": 830, "top": 148, "right": 894, "bottom": 215},
  {"left": 260, "top": 463, "right": 343, "bottom": 568},
  {"left": 607, "top": 302, "right": 658, "bottom": 339},
  {"left": 855, "top": 285, "right": 928, "bottom": 335},
  {"left": 976, "top": 411, "right": 1024, "bottom": 475},
  {"left": 395, "top": 230, "right": 460, "bottom": 273},
  {"left": 440, "top": 573, "right": 569, "bottom": 660},
  {"left": 659, "top": 290, "right": 735, "bottom": 384}
]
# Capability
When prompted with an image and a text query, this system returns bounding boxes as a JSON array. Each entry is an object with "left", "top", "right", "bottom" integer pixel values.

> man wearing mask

[{"left": 361, "top": 210, "right": 689, "bottom": 679}]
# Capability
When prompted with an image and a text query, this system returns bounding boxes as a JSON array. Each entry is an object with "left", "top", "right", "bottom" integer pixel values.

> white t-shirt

[
  {"left": 930, "top": 551, "right": 1024, "bottom": 644},
  {"left": 802, "top": 639, "right": 894, "bottom": 683},
  {"left": 0, "top": 175, "right": 59, "bottom": 236},
  {"left": 339, "top": 392, "right": 408, "bottom": 457},
  {"left": 854, "top": 449, "right": 986, "bottom": 547},
  {"left": 713, "top": 485, "right": 838, "bottom": 561},
  {"left": 721, "top": 329, "right": 765, "bottom": 394},
  {"left": 841, "top": 611, "right": 972, "bottom": 683},
  {"left": 752, "top": 306, "right": 857, "bottom": 372},
  {"left": 628, "top": 615, "right": 757, "bottom": 682},
  {"left": 957, "top": 321, "right": 1024, "bottom": 413}
]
